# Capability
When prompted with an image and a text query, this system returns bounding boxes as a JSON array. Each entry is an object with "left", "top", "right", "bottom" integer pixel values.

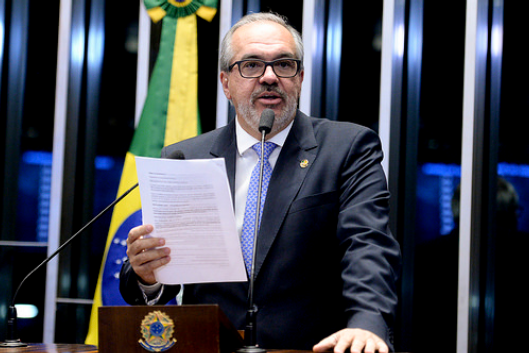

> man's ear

[{"left": 220, "top": 71, "right": 231, "bottom": 100}]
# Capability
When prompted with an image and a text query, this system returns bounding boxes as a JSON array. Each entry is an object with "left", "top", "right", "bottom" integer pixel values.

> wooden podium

[{"left": 98, "top": 305, "right": 244, "bottom": 353}]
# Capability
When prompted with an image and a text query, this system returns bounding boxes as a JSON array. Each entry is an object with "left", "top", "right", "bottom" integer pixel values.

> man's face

[{"left": 220, "top": 21, "right": 304, "bottom": 139}]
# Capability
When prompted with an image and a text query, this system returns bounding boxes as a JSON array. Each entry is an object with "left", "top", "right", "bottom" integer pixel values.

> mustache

[{"left": 250, "top": 85, "right": 287, "bottom": 102}]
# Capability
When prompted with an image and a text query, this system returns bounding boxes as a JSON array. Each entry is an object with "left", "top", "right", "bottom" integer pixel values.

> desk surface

[
  {"left": 0, "top": 344, "right": 412, "bottom": 353},
  {"left": 0, "top": 344, "right": 98, "bottom": 352},
  {"left": 0, "top": 344, "right": 313, "bottom": 353}
]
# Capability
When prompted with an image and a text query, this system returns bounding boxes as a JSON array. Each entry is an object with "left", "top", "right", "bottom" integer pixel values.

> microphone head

[
  {"left": 258, "top": 109, "right": 275, "bottom": 135},
  {"left": 166, "top": 150, "right": 186, "bottom": 160}
]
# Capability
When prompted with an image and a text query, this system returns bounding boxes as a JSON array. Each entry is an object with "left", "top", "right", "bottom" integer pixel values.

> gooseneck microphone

[
  {"left": 0, "top": 150, "right": 185, "bottom": 348},
  {"left": 257, "top": 109, "right": 275, "bottom": 136},
  {"left": 237, "top": 109, "right": 275, "bottom": 353}
]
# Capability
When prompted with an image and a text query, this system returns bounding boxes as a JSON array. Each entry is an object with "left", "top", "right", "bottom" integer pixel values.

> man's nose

[{"left": 259, "top": 65, "right": 279, "bottom": 85}]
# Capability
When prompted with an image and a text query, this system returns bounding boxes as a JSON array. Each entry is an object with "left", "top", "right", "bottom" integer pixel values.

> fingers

[
  {"left": 127, "top": 224, "right": 156, "bottom": 257},
  {"left": 350, "top": 334, "right": 388, "bottom": 353},
  {"left": 312, "top": 332, "right": 337, "bottom": 352},
  {"left": 126, "top": 224, "right": 171, "bottom": 285},
  {"left": 362, "top": 337, "right": 388, "bottom": 353},
  {"left": 313, "top": 328, "right": 388, "bottom": 353}
]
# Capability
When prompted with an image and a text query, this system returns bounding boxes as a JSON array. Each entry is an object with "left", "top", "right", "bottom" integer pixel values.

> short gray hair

[{"left": 219, "top": 12, "right": 304, "bottom": 73}]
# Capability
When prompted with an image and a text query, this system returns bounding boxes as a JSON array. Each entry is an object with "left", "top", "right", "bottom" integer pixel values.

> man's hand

[
  {"left": 126, "top": 224, "right": 171, "bottom": 285},
  {"left": 313, "top": 328, "right": 388, "bottom": 353}
]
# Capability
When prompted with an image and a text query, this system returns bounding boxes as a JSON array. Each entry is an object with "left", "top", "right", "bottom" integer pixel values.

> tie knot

[{"left": 252, "top": 142, "right": 277, "bottom": 161}]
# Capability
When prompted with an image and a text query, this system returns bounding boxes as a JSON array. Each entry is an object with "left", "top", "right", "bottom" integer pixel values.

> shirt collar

[{"left": 235, "top": 116, "right": 293, "bottom": 156}]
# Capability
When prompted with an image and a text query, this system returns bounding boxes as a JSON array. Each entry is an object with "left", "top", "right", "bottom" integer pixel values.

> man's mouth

[
  {"left": 258, "top": 94, "right": 281, "bottom": 104},
  {"left": 253, "top": 89, "right": 284, "bottom": 105}
]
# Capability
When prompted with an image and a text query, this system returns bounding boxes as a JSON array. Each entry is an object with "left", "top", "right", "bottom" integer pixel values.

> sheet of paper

[{"left": 135, "top": 156, "right": 247, "bottom": 285}]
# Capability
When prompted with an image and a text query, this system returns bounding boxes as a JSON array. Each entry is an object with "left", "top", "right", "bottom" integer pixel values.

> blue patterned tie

[{"left": 241, "top": 142, "right": 277, "bottom": 275}]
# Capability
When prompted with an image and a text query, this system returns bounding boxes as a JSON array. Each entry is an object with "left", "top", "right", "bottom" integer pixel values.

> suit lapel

[
  {"left": 209, "top": 119, "right": 237, "bottom": 204},
  {"left": 253, "top": 111, "right": 318, "bottom": 278},
  {"left": 207, "top": 114, "right": 318, "bottom": 280}
]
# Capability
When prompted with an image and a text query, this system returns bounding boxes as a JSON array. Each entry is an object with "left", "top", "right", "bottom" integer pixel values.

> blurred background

[{"left": 1, "top": 1, "right": 527, "bottom": 352}]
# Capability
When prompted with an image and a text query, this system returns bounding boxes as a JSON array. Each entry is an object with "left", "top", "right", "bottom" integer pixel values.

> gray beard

[{"left": 237, "top": 86, "right": 299, "bottom": 135}]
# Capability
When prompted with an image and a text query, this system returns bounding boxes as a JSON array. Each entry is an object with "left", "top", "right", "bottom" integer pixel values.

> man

[{"left": 120, "top": 12, "right": 401, "bottom": 353}]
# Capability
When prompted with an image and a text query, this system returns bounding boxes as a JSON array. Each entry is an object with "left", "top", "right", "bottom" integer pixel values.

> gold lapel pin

[{"left": 300, "top": 159, "right": 309, "bottom": 168}]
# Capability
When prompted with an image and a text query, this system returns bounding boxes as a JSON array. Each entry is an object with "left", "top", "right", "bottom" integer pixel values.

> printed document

[{"left": 135, "top": 156, "right": 247, "bottom": 285}]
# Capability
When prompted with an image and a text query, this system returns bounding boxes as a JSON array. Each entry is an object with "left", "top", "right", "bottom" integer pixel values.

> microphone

[
  {"left": 258, "top": 109, "right": 275, "bottom": 135},
  {"left": 0, "top": 150, "right": 185, "bottom": 348},
  {"left": 237, "top": 109, "right": 275, "bottom": 353}
]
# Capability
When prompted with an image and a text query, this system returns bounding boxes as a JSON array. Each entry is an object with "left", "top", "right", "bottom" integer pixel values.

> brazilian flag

[{"left": 85, "top": 0, "right": 218, "bottom": 345}]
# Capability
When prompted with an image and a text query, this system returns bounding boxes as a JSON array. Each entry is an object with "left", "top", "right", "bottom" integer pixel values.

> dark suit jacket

[{"left": 120, "top": 111, "right": 401, "bottom": 350}]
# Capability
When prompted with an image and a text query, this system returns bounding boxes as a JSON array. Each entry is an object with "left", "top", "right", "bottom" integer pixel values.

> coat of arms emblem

[{"left": 139, "top": 310, "right": 177, "bottom": 352}]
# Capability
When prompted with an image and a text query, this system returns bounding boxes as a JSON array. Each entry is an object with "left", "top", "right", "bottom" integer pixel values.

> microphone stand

[
  {"left": 0, "top": 183, "right": 138, "bottom": 348},
  {"left": 237, "top": 111, "right": 274, "bottom": 353},
  {"left": 0, "top": 150, "right": 185, "bottom": 347}
]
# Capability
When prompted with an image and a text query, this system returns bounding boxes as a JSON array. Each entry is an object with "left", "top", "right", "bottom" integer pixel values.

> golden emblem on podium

[{"left": 139, "top": 310, "right": 177, "bottom": 352}]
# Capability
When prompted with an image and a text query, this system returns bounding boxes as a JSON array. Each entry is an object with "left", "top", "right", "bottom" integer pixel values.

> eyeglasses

[{"left": 228, "top": 58, "right": 302, "bottom": 78}]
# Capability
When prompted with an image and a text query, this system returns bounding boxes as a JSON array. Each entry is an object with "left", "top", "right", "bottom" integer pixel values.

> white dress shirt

[{"left": 234, "top": 117, "right": 292, "bottom": 239}]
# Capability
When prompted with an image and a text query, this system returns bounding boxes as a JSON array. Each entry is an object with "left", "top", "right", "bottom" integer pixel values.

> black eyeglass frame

[{"left": 228, "top": 58, "right": 302, "bottom": 78}]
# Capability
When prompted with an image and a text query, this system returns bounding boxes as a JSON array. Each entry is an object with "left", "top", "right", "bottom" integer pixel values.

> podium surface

[
  {"left": 0, "top": 344, "right": 312, "bottom": 353},
  {"left": 0, "top": 344, "right": 97, "bottom": 352},
  {"left": 1, "top": 304, "right": 405, "bottom": 352}
]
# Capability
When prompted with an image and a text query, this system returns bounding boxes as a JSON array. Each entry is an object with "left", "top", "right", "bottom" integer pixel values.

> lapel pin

[{"left": 300, "top": 159, "right": 309, "bottom": 168}]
